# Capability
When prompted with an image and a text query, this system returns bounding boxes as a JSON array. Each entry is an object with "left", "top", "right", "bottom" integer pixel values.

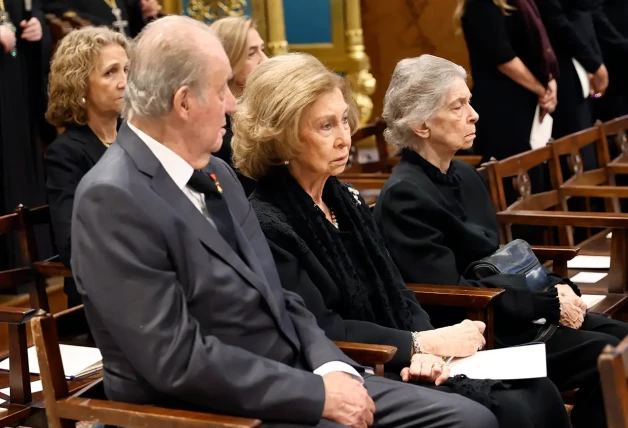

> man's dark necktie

[{"left": 187, "top": 170, "right": 239, "bottom": 254}]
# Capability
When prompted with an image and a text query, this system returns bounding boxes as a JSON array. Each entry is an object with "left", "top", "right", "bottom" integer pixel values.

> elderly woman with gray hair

[
  {"left": 234, "top": 52, "right": 570, "bottom": 428},
  {"left": 374, "top": 54, "right": 628, "bottom": 428}
]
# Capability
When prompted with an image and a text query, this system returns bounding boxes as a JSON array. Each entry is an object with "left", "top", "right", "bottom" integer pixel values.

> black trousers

[{"left": 545, "top": 314, "right": 628, "bottom": 428}]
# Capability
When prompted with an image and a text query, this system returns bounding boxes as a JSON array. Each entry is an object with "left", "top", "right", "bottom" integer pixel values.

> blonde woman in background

[
  {"left": 210, "top": 16, "right": 267, "bottom": 195},
  {"left": 45, "top": 27, "right": 129, "bottom": 309}
]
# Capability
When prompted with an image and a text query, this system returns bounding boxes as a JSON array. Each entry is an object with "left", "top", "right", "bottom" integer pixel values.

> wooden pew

[{"left": 485, "top": 146, "right": 628, "bottom": 317}]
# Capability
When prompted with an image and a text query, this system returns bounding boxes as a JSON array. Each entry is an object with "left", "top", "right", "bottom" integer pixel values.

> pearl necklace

[{"left": 330, "top": 209, "right": 339, "bottom": 229}]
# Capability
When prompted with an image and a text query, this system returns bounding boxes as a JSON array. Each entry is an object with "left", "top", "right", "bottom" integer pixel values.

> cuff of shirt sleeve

[{"left": 313, "top": 361, "right": 364, "bottom": 384}]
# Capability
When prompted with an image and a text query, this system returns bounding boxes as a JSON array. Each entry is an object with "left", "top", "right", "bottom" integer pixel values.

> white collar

[{"left": 127, "top": 121, "right": 194, "bottom": 190}]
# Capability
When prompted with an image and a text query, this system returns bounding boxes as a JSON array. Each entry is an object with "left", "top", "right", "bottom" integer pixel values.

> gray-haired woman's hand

[{"left": 416, "top": 320, "right": 486, "bottom": 358}]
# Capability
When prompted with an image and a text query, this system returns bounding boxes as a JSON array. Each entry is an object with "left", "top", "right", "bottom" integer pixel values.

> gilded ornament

[{"left": 186, "top": 0, "right": 248, "bottom": 22}]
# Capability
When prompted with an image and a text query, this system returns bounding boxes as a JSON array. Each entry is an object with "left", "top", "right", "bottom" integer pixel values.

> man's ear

[
  {"left": 172, "top": 86, "right": 191, "bottom": 119},
  {"left": 411, "top": 122, "right": 430, "bottom": 139}
]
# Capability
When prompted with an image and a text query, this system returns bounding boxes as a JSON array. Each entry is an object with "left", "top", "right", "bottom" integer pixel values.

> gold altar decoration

[
  {"left": 163, "top": 0, "right": 373, "bottom": 124},
  {"left": 287, "top": 0, "right": 376, "bottom": 125},
  {"left": 186, "top": 0, "right": 247, "bottom": 21}
]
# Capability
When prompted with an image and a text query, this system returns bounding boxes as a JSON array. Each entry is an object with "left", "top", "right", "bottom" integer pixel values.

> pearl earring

[
  {"left": 81, "top": 97, "right": 86, "bottom": 104},
  {"left": 284, "top": 160, "right": 289, "bottom": 165}
]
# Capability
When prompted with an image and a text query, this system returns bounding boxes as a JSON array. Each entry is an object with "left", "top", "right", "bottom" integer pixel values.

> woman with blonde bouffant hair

[
  {"left": 210, "top": 16, "right": 267, "bottom": 194},
  {"left": 234, "top": 52, "right": 570, "bottom": 428},
  {"left": 45, "top": 26, "right": 129, "bottom": 308}
]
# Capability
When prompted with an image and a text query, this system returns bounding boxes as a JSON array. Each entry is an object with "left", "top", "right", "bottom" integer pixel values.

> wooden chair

[
  {"left": 485, "top": 145, "right": 628, "bottom": 316},
  {"left": 28, "top": 307, "right": 396, "bottom": 428},
  {"left": 599, "top": 334, "right": 628, "bottom": 427},
  {"left": 601, "top": 115, "right": 628, "bottom": 170}
]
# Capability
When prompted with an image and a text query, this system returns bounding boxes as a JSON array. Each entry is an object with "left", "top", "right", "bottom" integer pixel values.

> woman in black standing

[
  {"left": 0, "top": 0, "right": 49, "bottom": 270},
  {"left": 456, "top": 0, "right": 557, "bottom": 163},
  {"left": 536, "top": 0, "right": 608, "bottom": 170}
]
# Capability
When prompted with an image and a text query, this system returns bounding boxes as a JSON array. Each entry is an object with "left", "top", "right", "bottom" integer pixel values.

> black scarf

[
  {"left": 513, "top": 0, "right": 560, "bottom": 85},
  {"left": 254, "top": 166, "right": 414, "bottom": 331}
]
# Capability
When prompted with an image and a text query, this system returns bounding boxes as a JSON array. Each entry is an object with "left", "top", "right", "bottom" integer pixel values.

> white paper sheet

[
  {"left": 572, "top": 58, "right": 590, "bottom": 98},
  {"left": 567, "top": 255, "right": 611, "bottom": 269},
  {"left": 449, "top": 343, "right": 547, "bottom": 380},
  {"left": 530, "top": 104, "right": 553, "bottom": 150},
  {"left": 570, "top": 271, "right": 608, "bottom": 284},
  {"left": 581, "top": 294, "right": 606, "bottom": 309},
  {"left": 0, "top": 380, "right": 43, "bottom": 404},
  {"left": 0, "top": 344, "right": 102, "bottom": 378}
]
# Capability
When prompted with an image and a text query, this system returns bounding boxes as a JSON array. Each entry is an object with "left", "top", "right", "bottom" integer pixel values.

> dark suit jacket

[
  {"left": 536, "top": 0, "right": 603, "bottom": 74},
  {"left": 71, "top": 122, "right": 357, "bottom": 423},
  {"left": 44, "top": 124, "right": 107, "bottom": 306},
  {"left": 374, "top": 150, "right": 576, "bottom": 347}
]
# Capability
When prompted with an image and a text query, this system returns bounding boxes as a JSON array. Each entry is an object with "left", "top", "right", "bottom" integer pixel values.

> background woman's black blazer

[{"left": 44, "top": 124, "right": 107, "bottom": 306}]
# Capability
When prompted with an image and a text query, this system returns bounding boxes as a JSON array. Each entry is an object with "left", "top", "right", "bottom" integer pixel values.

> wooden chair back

[
  {"left": 549, "top": 126, "right": 622, "bottom": 213},
  {"left": 599, "top": 334, "right": 628, "bottom": 428},
  {"left": 484, "top": 145, "right": 568, "bottom": 243},
  {"left": 602, "top": 115, "right": 628, "bottom": 168},
  {"left": 31, "top": 311, "right": 262, "bottom": 428},
  {"left": 0, "top": 206, "right": 50, "bottom": 312}
]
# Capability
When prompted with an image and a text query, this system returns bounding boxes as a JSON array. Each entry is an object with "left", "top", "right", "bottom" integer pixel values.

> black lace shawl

[{"left": 252, "top": 166, "right": 414, "bottom": 331}]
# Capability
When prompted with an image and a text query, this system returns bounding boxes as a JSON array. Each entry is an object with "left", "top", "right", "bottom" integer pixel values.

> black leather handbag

[{"left": 464, "top": 239, "right": 550, "bottom": 292}]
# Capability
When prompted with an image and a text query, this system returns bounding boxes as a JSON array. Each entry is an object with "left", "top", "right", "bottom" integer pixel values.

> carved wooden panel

[{"left": 361, "top": 0, "right": 470, "bottom": 118}]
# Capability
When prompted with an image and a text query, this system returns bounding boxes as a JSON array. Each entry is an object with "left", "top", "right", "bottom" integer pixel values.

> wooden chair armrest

[
  {"left": 56, "top": 397, "right": 261, "bottom": 427},
  {"left": 33, "top": 258, "right": 72, "bottom": 278},
  {"left": 335, "top": 341, "right": 397, "bottom": 377},
  {"left": 531, "top": 246, "right": 581, "bottom": 262},
  {"left": 0, "top": 306, "right": 36, "bottom": 324},
  {"left": 560, "top": 184, "right": 628, "bottom": 199},
  {"left": 0, "top": 267, "right": 33, "bottom": 290},
  {"left": 497, "top": 210, "right": 628, "bottom": 228},
  {"left": 407, "top": 284, "right": 504, "bottom": 308},
  {"left": 335, "top": 341, "right": 396, "bottom": 365},
  {"left": 607, "top": 164, "right": 628, "bottom": 175}
]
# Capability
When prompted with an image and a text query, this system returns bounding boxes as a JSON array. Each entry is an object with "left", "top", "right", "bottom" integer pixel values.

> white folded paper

[
  {"left": 0, "top": 344, "right": 102, "bottom": 379},
  {"left": 581, "top": 294, "right": 606, "bottom": 309},
  {"left": 567, "top": 255, "right": 611, "bottom": 269},
  {"left": 0, "top": 380, "right": 43, "bottom": 404},
  {"left": 572, "top": 59, "right": 590, "bottom": 98},
  {"left": 449, "top": 343, "right": 547, "bottom": 380},
  {"left": 530, "top": 104, "right": 553, "bottom": 150},
  {"left": 570, "top": 271, "right": 608, "bottom": 284}
]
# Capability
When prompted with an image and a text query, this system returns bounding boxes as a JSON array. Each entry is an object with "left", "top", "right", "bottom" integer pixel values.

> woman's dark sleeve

[
  {"left": 461, "top": 1, "right": 517, "bottom": 66},
  {"left": 267, "top": 240, "right": 416, "bottom": 368},
  {"left": 536, "top": 0, "right": 603, "bottom": 73},
  {"left": 377, "top": 181, "right": 560, "bottom": 325},
  {"left": 44, "top": 141, "right": 87, "bottom": 268}
]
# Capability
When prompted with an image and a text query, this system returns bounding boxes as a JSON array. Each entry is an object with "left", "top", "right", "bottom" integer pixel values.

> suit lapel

[
  {"left": 66, "top": 125, "right": 107, "bottom": 164},
  {"left": 118, "top": 123, "right": 287, "bottom": 333}
]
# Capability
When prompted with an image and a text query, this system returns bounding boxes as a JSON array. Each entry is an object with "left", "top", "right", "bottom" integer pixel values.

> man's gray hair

[
  {"left": 123, "top": 16, "right": 219, "bottom": 119},
  {"left": 382, "top": 55, "right": 467, "bottom": 149}
]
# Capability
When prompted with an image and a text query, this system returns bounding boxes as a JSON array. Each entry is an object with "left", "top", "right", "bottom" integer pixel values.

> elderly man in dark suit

[{"left": 70, "top": 15, "right": 497, "bottom": 428}]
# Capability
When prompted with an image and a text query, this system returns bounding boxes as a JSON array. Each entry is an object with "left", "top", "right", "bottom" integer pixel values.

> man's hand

[
  {"left": 140, "top": 0, "right": 161, "bottom": 19},
  {"left": 322, "top": 372, "right": 375, "bottom": 428},
  {"left": 0, "top": 24, "right": 16, "bottom": 53},
  {"left": 20, "top": 18, "right": 42, "bottom": 42},
  {"left": 400, "top": 353, "right": 451, "bottom": 386}
]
